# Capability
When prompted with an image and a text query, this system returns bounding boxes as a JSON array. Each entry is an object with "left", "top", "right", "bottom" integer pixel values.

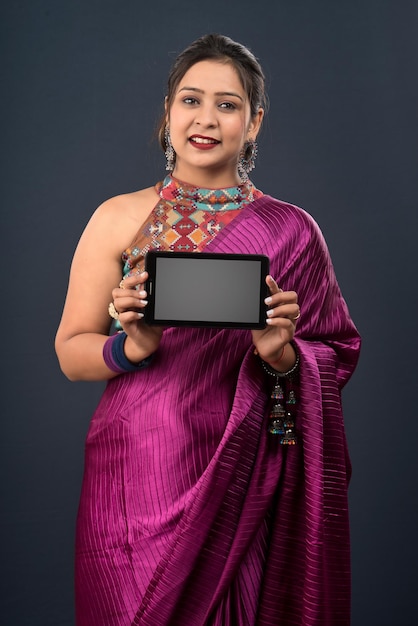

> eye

[
  {"left": 218, "top": 101, "right": 236, "bottom": 111},
  {"left": 182, "top": 96, "right": 199, "bottom": 105}
]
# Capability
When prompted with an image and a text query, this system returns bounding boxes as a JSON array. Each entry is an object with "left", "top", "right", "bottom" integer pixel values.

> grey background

[{"left": 1, "top": 1, "right": 417, "bottom": 624}]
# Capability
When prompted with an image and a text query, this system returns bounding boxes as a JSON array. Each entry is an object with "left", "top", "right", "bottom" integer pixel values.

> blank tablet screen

[{"left": 144, "top": 251, "right": 269, "bottom": 329}]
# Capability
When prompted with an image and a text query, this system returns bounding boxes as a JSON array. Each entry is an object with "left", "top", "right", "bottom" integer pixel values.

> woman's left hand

[{"left": 251, "top": 275, "right": 300, "bottom": 369}]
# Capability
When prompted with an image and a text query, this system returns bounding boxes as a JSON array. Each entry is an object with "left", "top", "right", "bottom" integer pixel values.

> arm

[
  {"left": 252, "top": 201, "right": 360, "bottom": 382},
  {"left": 55, "top": 189, "right": 161, "bottom": 381}
]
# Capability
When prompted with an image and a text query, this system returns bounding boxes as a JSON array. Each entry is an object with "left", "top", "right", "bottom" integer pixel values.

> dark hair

[{"left": 158, "top": 33, "right": 266, "bottom": 152}]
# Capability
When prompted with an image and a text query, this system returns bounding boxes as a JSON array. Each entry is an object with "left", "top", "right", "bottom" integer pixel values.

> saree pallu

[{"left": 75, "top": 195, "right": 361, "bottom": 625}]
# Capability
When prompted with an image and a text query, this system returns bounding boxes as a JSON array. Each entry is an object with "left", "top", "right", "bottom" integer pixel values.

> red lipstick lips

[{"left": 189, "top": 135, "right": 220, "bottom": 150}]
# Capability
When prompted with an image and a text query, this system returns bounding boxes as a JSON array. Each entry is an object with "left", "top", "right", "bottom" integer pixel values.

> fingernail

[
  {"left": 265, "top": 296, "right": 272, "bottom": 305},
  {"left": 266, "top": 318, "right": 273, "bottom": 325},
  {"left": 137, "top": 312, "right": 144, "bottom": 318},
  {"left": 266, "top": 309, "right": 274, "bottom": 317},
  {"left": 139, "top": 300, "right": 148, "bottom": 306},
  {"left": 139, "top": 291, "right": 147, "bottom": 298}
]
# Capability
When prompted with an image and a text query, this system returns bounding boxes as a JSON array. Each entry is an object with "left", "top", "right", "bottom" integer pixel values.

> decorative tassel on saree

[{"left": 258, "top": 345, "right": 300, "bottom": 444}]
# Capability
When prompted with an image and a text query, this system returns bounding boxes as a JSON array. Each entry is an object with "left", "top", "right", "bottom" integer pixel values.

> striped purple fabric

[{"left": 75, "top": 196, "right": 361, "bottom": 625}]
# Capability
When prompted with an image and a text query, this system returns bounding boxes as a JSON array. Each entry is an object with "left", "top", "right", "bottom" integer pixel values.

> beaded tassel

[
  {"left": 271, "top": 382, "right": 284, "bottom": 400},
  {"left": 259, "top": 345, "right": 300, "bottom": 444},
  {"left": 267, "top": 377, "right": 297, "bottom": 444},
  {"left": 268, "top": 386, "right": 286, "bottom": 435}
]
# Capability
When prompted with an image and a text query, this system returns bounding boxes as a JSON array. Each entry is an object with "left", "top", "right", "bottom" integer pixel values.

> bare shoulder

[
  {"left": 94, "top": 185, "right": 158, "bottom": 227},
  {"left": 85, "top": 185, "right": 159, "bottom": 251}
]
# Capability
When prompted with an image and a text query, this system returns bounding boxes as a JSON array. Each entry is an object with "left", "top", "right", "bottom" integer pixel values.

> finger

[
  {"left": 266, "top": 275, "right": 282, "bottom": 295},
  {"left": 108, "top": 300, "right": 147, "bottom": 320},
  {"left": 266, "top": 304, "right": 299, "bottom": 321},
  {"left": 292, "top": 306, "right": 301, "bottom": 321},
  {"left": 266, "top": 305, "right": 300, "bottom": 332},
  {"left": 120, "top": 271, "right": 148, "bottom": 290},
  {"left": 265, "top": 289, "right": 298, "bottom": 308},
  {"left": 118, "top": 310, "right": 145, "bottom": 323},
  {"left": 114, "top": 295, "right": 149, "bottom": 312},
  {"left": 113, "top": 273, "right": 149, "bottom": 301},
  {"left": 266, "top": 304, "right": 296, "bottom": 324},
  {"left": 265, "top": 315, "right": 295, "bottom": 331}
]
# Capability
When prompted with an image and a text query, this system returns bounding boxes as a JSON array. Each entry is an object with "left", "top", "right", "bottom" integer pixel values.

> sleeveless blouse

[{"left": 120, "top": 175, "right": 263, "bottom": 278}]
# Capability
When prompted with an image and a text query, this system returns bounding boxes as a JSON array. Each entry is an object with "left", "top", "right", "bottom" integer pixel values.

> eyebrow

[{"left": 178, "top": 87, "right": 244, "bottom": 102}]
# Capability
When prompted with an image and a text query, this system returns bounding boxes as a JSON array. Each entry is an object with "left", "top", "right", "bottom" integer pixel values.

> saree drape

[{"left": 75, "top": 195, "right": 361, "bottom": 625}]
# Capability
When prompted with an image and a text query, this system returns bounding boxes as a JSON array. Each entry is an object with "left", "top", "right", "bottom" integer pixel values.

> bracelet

[
  {"left": 103, "top": 332, "right": 153, "bottom": 374},
  {"left": 259, "top": 344, "right": 300, "bottom": 379}
]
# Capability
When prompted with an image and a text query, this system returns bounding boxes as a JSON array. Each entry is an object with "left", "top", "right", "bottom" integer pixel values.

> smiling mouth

[{"left": 189, "top": 135, "right": 220, "bottom": 145}]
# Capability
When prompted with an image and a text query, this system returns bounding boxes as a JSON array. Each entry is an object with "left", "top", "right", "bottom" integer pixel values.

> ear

[{"left": 247, "top": 107, "right": 264, "bottom": 140}]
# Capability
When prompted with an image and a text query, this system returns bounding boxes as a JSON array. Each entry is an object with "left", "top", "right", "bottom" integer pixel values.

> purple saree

[{"left": 75, "top": 195, "right": 361, "bottom": 625}]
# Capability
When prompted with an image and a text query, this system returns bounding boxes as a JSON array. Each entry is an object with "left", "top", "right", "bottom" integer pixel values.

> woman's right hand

[{"left": 112, "top": 271, "right": 163, "bottom": 362}]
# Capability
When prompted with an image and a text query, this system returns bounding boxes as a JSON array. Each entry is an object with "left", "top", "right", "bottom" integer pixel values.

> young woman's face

[{"left": 167, "top": 60, "right": 263, "bottom": 187}]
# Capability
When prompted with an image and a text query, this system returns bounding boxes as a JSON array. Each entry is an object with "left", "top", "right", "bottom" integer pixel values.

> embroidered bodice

[{"left": 121, "top": 175, "right": 263, "bottom": 277}]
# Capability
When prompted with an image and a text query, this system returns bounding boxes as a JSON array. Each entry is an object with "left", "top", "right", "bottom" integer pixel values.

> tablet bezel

[{"left": 143, "top": 251, "right": 270, "bottom": 329}]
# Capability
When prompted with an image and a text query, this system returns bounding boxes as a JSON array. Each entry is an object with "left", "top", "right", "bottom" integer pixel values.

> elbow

[
  {"left": 54, "top": 336, "right": 80, "bottom": 382},
  {"left": 55, "top": 351, "right": 79, "bottom": 382},
  {"left": 60, "top": 366, "right": 81, "bottom": 382},
  {"left": 54, "top": 331, "right": 110, "bottom": 382}
]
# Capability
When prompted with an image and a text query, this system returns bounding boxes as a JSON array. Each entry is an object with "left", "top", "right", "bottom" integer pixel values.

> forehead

[{"left": 176, "top": 60, "right": 245, "bottom": 95}]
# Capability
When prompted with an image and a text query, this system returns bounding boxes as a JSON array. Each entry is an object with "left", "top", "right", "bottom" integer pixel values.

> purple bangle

[{"left": 103, "top": 332, "right": 153, "bottom": 374}]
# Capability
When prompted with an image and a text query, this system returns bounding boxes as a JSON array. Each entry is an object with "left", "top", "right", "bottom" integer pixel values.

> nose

[{"left": 195, "top": 104, "right": 218, "bottom": 127}]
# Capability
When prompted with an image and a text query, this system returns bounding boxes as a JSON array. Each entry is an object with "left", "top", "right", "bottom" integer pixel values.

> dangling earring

[
  {"left": 164, "top": 126, "right": 175, "bottom": 171},
  {"left": 237, "top": 138, "right": 258, "bottom": 182}
]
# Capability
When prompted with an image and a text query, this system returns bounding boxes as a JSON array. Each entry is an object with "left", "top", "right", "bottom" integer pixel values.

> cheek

[
  {"left": 168, "top": 113, "right": 186, "bottom": 140},
  {"left": 168, "top": 103, "right": 186, "bottom": 127},
  {"left": 229, "top": 123, "right": 247, "bottom": 146},
  {"left": 231, "top": 114, "right": 249, "bottom": 136}
]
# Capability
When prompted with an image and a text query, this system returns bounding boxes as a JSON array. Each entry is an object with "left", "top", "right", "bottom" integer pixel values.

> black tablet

[{"left": 144, "top": 251, "right": 270, "bottom": 329}]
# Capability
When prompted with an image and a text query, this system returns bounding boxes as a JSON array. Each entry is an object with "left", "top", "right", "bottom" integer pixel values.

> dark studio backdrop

[{"left": 1, "top": 1, "right": 417, "bottom": 624}]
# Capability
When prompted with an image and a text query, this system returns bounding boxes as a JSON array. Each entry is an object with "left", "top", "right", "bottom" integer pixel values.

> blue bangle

[{"left": 103, "top": 332, "right": 153, "bottom": 374}]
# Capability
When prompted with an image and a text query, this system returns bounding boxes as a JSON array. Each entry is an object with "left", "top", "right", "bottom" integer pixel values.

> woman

[{"left": 56, "top": 33, "right": 360, "bottom": 626}]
